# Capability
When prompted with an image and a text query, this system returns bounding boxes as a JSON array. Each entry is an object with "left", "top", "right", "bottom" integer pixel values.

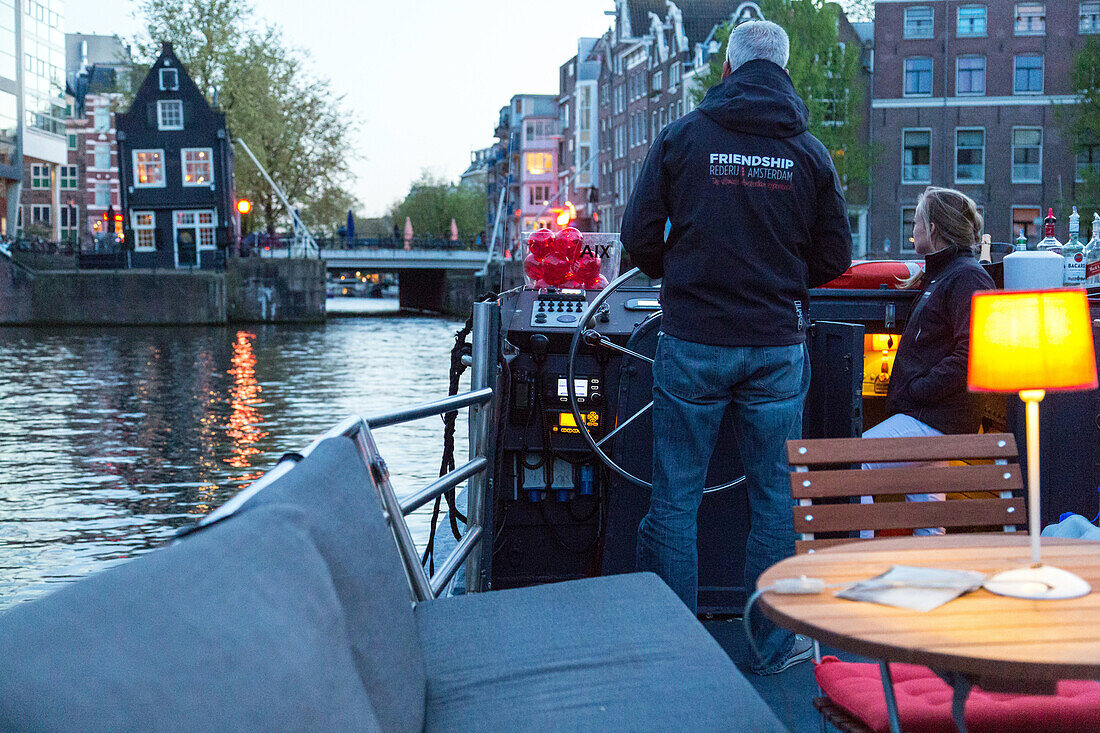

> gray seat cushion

[
  {"left": 246, "top": 435, "right": 427, "bottom": 733},
  {"left": 414, "top": 572, "right": 785, "bottom": 732},
  {"left": 0, "top": 504, "right": 381, "bottom": 732}
]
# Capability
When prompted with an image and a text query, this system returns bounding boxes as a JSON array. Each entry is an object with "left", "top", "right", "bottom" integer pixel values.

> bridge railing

[{"left": 252, "top": 235, "right": 486, "bottom": 254}]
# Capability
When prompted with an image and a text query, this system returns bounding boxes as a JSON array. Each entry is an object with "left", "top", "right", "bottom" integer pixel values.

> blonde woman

[{"left": 861, "top": 187, "right": 995, "bottom": 535}]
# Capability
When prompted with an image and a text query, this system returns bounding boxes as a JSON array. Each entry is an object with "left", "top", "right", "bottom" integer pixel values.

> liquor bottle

[
  {"left": 1015, "top": 229, "right": 1028, "bottom": 252},
  {"left": 1086, "top": 213, "right": 1100, "bottom": 286},
  {"left": 1036, "top": 208, "right": 1063, "bottom": 254},
  {"left": 1064, "top": 206, "right": 1086, "bottom": 286},
  {"left": 874, "top": 358, "right": 890, "bottom": 395},
  {"left": 979, "top": 234, "right": 992, "bottom": 264}
]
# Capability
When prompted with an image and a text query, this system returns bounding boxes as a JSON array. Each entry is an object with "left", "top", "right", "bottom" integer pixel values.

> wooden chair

[
  {"left": 787, "top": 432, "right": 1025, "bottom": 554},
  {"left": 785, "top": 432, "right": 1026, "bottom": 733}
]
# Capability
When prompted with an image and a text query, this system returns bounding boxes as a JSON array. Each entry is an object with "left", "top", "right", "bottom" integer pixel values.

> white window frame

[
  {"left": 157, "top": 99, "right": 183, "bottom": 130},
  {"left": 132, "top": 149, "right": 166, "bottom": 188},
  {"left": 904, "top": 6, "right": 935, "bottom": 38},
  {"left": 903, "top": 57, "right": 934, "bottom": 97},
  {"left": 954, "top": 127, "right": 986, "bottom": 185},
  {"left": 58, "top": 164, "right": 77, "bottom": 190},
  {"left": 1015, "top": 2, "right": 1046, "bottom": 35},
  {"left": 30, "top": 203, "right": 51, "bottom": 226},
  {"left": 955, "top": 55, "right": 986, "bottom": 96},
  {"left": 957, "top": 4, "right": 987, "bottom": 37},
  {"left": 30, "top": 162, "right": 49, "bottom": 189},
  {"left": 159, "top": 67, "right": 179, "bottom": 91},
  {"left": 173, "top": 209, "right": 218, "bottom": 267},
  {"left": 1082, "top": 1, "right": 1100, "bottom": 34},
  {"left": 1011, "top": 127, "right": 1043, "bottom": 183},
  {"left": 1013, "top": 54, "right": 1044, "bottom": 94},
  {"left": 181, "top": 147, "right": 214, "bottom": 187},
  {"left": 131, "top": 210, "right": 156, "bottom": 252},
  {"left": 901, "top": 127, "right": 933, "bottom": 184}
]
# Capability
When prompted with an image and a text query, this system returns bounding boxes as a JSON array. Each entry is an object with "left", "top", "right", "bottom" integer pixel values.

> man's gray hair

[{"left": 725, "top": 20, "right": 790, "bottom": 72}]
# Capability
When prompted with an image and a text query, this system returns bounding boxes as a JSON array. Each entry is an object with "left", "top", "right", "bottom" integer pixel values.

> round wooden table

[{"left": 758, "top": 535, "right": 1100, "bottom": 689}]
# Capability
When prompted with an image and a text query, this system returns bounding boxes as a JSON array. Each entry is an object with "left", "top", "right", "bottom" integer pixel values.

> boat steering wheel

[{"left": 566, "top": 267, "right": 746, "bottom": 494}]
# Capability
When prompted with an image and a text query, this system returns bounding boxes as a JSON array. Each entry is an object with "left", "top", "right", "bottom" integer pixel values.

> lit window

[
  {"left": 1013, "top": 207, "right": 1041, "bottom": 241},
  {"left": 1082, "top": 2, "right": 1100, "bottom": 33},
  {"left": 904, "top": 6, "right": 934, "bottom": 38},
  {"left": 526, "top": 152, "right": 553, "bottom": 175},
  {"left": 955, "top": 128, "right": 985, "bottom": 183},
  {"left": 904, "top": 57, "right": 933, "bottom": 96},
  {"left": 1012, "top": 128, "right": 1042, "bottom": 182},
  {"left": 133, "top": 149, "right": 165, "bottom": 187},
  {"left": 157, "top": 100, "right": 183, "bottom": 130},
  {"left": 1015, "top": 3, "right": 1045, "bottom": 35},
  {"left": 175, "top": 210, "right": 218, "bottom": 249},
  {"left": 182, "top": 148, "right": 213, "bottom": 186},
  {"left": 957, "top": 5, "right": 987, "bottom": 36},
  {"left": 901, "top": 207, "right": 917, "bottom": 251},
  {"left": 159, "top": 67, "right": 178, "bottom": 91},
  {"left": 1014, "top": 54, "right": 1044, "bottom": 94},
  {"left": 132, "top": 211, "right": 156, "bottom": 251},
  {"left": 902, "top": 130, "right": 931, "bottom": 183},
  {"left": 956, "top": 56, "right": 986, "bottom": 95}
]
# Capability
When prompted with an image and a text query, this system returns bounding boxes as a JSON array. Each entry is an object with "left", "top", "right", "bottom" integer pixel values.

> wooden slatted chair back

[{"left": 786, "top": 433, "right": 1024, "bottom": 554}]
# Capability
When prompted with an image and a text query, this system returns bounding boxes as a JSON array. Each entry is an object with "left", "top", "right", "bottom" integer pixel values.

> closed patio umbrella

[
  {"left": 449, "top": 218, "right": 458, "bottom": 241},
  {"left": 346, "top": 210, "right": 355, "bottom": 243},
  {"left": 403, "top": 217, "right": 413, "bottom": 250}
]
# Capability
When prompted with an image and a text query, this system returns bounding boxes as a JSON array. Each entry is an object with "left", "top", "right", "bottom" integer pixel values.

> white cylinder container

[{"left": 1003, "top": 250, "right": 1064, "bottom": 290}]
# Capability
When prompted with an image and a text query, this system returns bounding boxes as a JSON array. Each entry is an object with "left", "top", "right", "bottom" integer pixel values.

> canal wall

[
  {"left": 0, "top": 252, "right": 35, "bottom": 324},
  {"left": 30, "top": 270, "right": 227, "bottom": 325},
  {"left": 226, "top": 257, "right": 325, "bottom": 323}
]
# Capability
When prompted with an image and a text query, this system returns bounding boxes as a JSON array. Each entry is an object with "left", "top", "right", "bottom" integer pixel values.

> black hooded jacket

[
  {"left": 621, "top": 60, "right": 852, "bottom": 346},
  {"left": 885, "top": 246, "right": 995, "bottom": 434}
]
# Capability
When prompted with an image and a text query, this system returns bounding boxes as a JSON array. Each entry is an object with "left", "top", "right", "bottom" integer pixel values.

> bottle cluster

[{"left": 1014, "top": 207, "right": 1100, "bottom": 287}]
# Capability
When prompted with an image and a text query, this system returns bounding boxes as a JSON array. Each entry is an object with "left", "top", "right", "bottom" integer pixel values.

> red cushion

[{"left": 814, "top": 656, "right": 1100, "bottom": 733}]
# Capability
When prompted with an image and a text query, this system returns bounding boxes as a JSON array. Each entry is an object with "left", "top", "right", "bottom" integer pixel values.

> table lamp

[{"left": 969, "top": 289, "right": 1098, "bottom": 599}]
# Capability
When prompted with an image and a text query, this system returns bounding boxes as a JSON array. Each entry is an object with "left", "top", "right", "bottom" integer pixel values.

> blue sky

[{"left": 66, "top": 1, "right": 617, "bottom": 216}]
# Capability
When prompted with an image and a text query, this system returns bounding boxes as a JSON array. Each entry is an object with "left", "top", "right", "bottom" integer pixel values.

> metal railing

[
  {"left": 252, "top": 235, "right": 486, "bottom": 254},
  {"left": 197, "top": 300, "right": 501, "bottom": 602}
]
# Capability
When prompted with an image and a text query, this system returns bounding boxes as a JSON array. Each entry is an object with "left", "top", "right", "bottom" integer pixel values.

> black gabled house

[{"left": 116, "top": 42, "right": 235, "bottom": 269}]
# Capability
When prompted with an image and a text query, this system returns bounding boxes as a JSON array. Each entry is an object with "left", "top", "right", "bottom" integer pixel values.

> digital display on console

[
  {"left": 557, "top": 378, "right": 589, "bottom": 398},
  {"left": 558, "top": 412, "right": 578, "bottom": 427}
]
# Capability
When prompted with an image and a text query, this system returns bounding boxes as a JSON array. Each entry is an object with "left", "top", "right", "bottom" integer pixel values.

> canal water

[{"left": 0, "top": 302, "right": 469, "bottom": 608}]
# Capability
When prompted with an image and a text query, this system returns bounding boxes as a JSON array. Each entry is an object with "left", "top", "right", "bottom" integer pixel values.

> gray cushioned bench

[{"left": 0, "top": 437, "right": 783, "bottom": 732}]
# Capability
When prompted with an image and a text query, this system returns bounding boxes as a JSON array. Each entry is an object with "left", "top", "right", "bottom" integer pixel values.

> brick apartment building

[
  {"left": 870, "top": 0, "right": 1093, "bottom": 256},
  {"left": 596, "top": 0, "right": 750, "bottom": 231},
  {"left": 66, "top": 33, "right": 129, "bottom": 245},
  {"left": 487, "top": 94, "right": 560, "bottom": 252},
  {"left": 557, "top": 38, "right": 601, "bottom": 232}
]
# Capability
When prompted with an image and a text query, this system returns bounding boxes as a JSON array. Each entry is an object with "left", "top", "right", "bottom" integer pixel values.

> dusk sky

[{"left": 66, "top": 1, "right": 618, "bottom": 217}]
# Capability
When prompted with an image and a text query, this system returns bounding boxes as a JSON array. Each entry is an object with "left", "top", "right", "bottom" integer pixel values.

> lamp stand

[{"left": 983, "top": 390, "right": 1092, "bottom": 600}]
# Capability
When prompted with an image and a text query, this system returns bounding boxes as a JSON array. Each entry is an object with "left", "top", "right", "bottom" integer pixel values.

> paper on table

[{"left": 835, "top": 565, "right": 987, "bottom": 612}]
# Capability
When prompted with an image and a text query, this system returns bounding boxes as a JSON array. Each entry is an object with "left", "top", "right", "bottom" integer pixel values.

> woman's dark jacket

[{"left": 885, "top": 246, "right": 995, "bottom": 434}]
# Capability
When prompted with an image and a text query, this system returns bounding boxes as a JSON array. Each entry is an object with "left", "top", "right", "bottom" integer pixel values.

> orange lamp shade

[{"left": 968, "top": 289, "right": 1098, "bottom": 393}]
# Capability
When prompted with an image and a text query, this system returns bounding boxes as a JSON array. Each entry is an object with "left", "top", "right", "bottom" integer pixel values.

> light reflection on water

[{"left": 0, "top": 316, "right": 469, "bottom": 608}]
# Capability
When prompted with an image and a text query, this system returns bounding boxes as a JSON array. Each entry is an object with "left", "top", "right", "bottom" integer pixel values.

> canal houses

[{"left": 116, "top": 42, "right": 235, "bottom": 269}]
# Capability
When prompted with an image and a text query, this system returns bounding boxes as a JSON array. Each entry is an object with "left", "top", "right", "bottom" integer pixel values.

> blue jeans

[{"left": 637, "top": 333, "right": 809, "bottom": 672}]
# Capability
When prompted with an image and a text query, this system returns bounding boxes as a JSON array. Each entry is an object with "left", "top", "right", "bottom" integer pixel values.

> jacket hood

[{"left": 697, "top": 59, "right": 809, "bottom": 138}]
